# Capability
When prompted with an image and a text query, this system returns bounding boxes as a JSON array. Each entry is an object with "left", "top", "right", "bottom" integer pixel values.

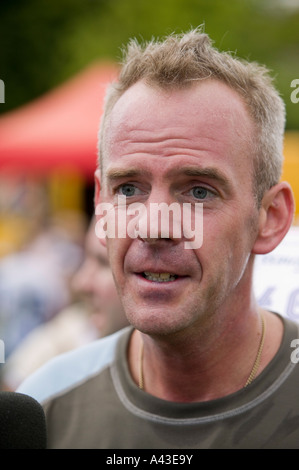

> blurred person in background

[
  {"left": 1, "top": 216, "right": 128, "bottom": 391},
  {"left": 0, "top": 219, "right": 82, "bottom": 362},
  {"left": 71, "top": 215, "right": 128, "bottom": 338}
]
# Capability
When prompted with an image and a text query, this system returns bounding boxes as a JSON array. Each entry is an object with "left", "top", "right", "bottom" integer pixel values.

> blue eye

[
  {"left": 119, "top": 184, "right": 136, "bottom": 197},
  {"left": 192, "top": 187, "right": 209, "bottom": 199}
]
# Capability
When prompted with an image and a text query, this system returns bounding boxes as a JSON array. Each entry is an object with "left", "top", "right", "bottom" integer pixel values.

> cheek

[{"left": 198, "top": 212, "right": 255, "bottom": 272}]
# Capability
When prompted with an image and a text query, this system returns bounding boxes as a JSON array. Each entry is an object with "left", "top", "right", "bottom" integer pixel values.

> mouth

[{"left": 141, "top": 272, "right": 179, "bottom": 282}]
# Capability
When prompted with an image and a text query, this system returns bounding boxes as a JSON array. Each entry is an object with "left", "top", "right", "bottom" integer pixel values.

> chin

[{"left": 125, "top": 309, "right": 191, "bottom": 338}]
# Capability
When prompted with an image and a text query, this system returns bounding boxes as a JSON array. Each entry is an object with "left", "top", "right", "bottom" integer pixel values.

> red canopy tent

[{"left": 0, "top": 62, "right": 118, "bottom": 180}]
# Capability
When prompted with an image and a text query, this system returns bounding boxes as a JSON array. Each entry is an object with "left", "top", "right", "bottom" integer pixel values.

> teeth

[{"left": 143, "top": 272, "right": 177, "bottom": 282}]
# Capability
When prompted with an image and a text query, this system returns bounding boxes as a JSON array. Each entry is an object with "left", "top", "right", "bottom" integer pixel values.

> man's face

[{"left": 96, "top": 79, "right": 260, "bottom": 338}]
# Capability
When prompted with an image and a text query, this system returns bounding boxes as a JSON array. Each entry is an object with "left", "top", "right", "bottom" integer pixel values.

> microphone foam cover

[{"left": 0, "top": 391, "right": 47, "bottom": 449}]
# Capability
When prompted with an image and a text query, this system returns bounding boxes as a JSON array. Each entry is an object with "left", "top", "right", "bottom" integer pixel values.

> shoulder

[{"left": 17, "top": 327, "right": 131, "bottom": 405}]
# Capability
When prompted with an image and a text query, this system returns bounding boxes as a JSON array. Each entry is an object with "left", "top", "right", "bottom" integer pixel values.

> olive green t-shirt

[{"left": 18, "top": 315, "right": 299, "bottom": 449}]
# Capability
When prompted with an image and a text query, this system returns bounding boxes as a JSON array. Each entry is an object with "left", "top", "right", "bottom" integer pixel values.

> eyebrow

[
  {"left": 179, "top": 166, "right": 232, "bottom": 191},
  {"left": 106, "top": 167, "right": 151, "bottom": 181},
  {"left": 106, "top": 165, "right": 232, "bottom": 193}
]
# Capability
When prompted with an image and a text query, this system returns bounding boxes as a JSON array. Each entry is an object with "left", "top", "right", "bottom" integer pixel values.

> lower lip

[{"left": 130, "top": 273, "right": 190, "bottom": 302}]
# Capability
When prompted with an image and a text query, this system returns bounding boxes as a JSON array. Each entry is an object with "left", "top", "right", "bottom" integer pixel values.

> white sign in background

[{"left": 253, "top": 226, "right": 299, "bottom": 322}]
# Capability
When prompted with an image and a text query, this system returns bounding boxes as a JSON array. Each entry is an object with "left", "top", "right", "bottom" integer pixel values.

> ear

[
  {"left": 94, "top": 169, "right": 107, "bottom": 247},
  {"left": 252, "top": 181, "right": 295, "bottom": 255}
]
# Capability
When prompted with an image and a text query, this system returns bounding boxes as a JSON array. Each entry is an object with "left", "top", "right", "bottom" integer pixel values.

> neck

[{"left": 128, "top": 308, "right": 283, "bottom": 403}]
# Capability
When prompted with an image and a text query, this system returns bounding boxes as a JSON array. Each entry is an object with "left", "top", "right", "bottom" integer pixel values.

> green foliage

[{"left": 0, "top": 0, "right": 298, "bottom": 128}]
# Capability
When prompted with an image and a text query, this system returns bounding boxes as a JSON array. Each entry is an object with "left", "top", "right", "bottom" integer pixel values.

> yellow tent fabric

[{"left": 282, "top": 131, "right": 299, "bottom": 223}]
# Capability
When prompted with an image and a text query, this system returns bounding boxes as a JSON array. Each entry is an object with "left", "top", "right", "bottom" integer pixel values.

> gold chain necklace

[
  {"left": 138, "top": 314, "right": 265, "bottom": 391},
  {"left": 244, "top": 313, "right": 265, "bottom": 387}
]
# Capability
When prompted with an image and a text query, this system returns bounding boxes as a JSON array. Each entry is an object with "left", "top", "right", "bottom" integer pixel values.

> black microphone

[{"left": 0, "top": 391, "right": 47, "bottom": 449}]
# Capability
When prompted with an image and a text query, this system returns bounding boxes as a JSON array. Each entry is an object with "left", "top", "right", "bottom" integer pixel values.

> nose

[
  {"left": 138, "top": 236, "right": 174, "bottom": 246},
  {"left": 133, "top": 190, "right": 183, "bottom": 245}
]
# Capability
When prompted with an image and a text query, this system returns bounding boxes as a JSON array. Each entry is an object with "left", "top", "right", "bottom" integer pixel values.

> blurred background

[{"left": 0, "top": 0, "right": 298, "bottom": 387}]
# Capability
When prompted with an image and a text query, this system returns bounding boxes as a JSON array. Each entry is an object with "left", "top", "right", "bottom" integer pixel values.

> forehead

[{"left": 101, "top": 79, "right": 254, "bottom": 174}]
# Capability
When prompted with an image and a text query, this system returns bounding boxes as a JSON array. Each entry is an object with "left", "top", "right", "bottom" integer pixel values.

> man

[{"left": 18, "top": 28, "right": 299, "bottom": 449}]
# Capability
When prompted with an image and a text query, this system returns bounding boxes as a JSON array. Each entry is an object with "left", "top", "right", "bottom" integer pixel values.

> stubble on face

[{"left": 97, "top": 79, "right": 260, "bottom": 341}]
